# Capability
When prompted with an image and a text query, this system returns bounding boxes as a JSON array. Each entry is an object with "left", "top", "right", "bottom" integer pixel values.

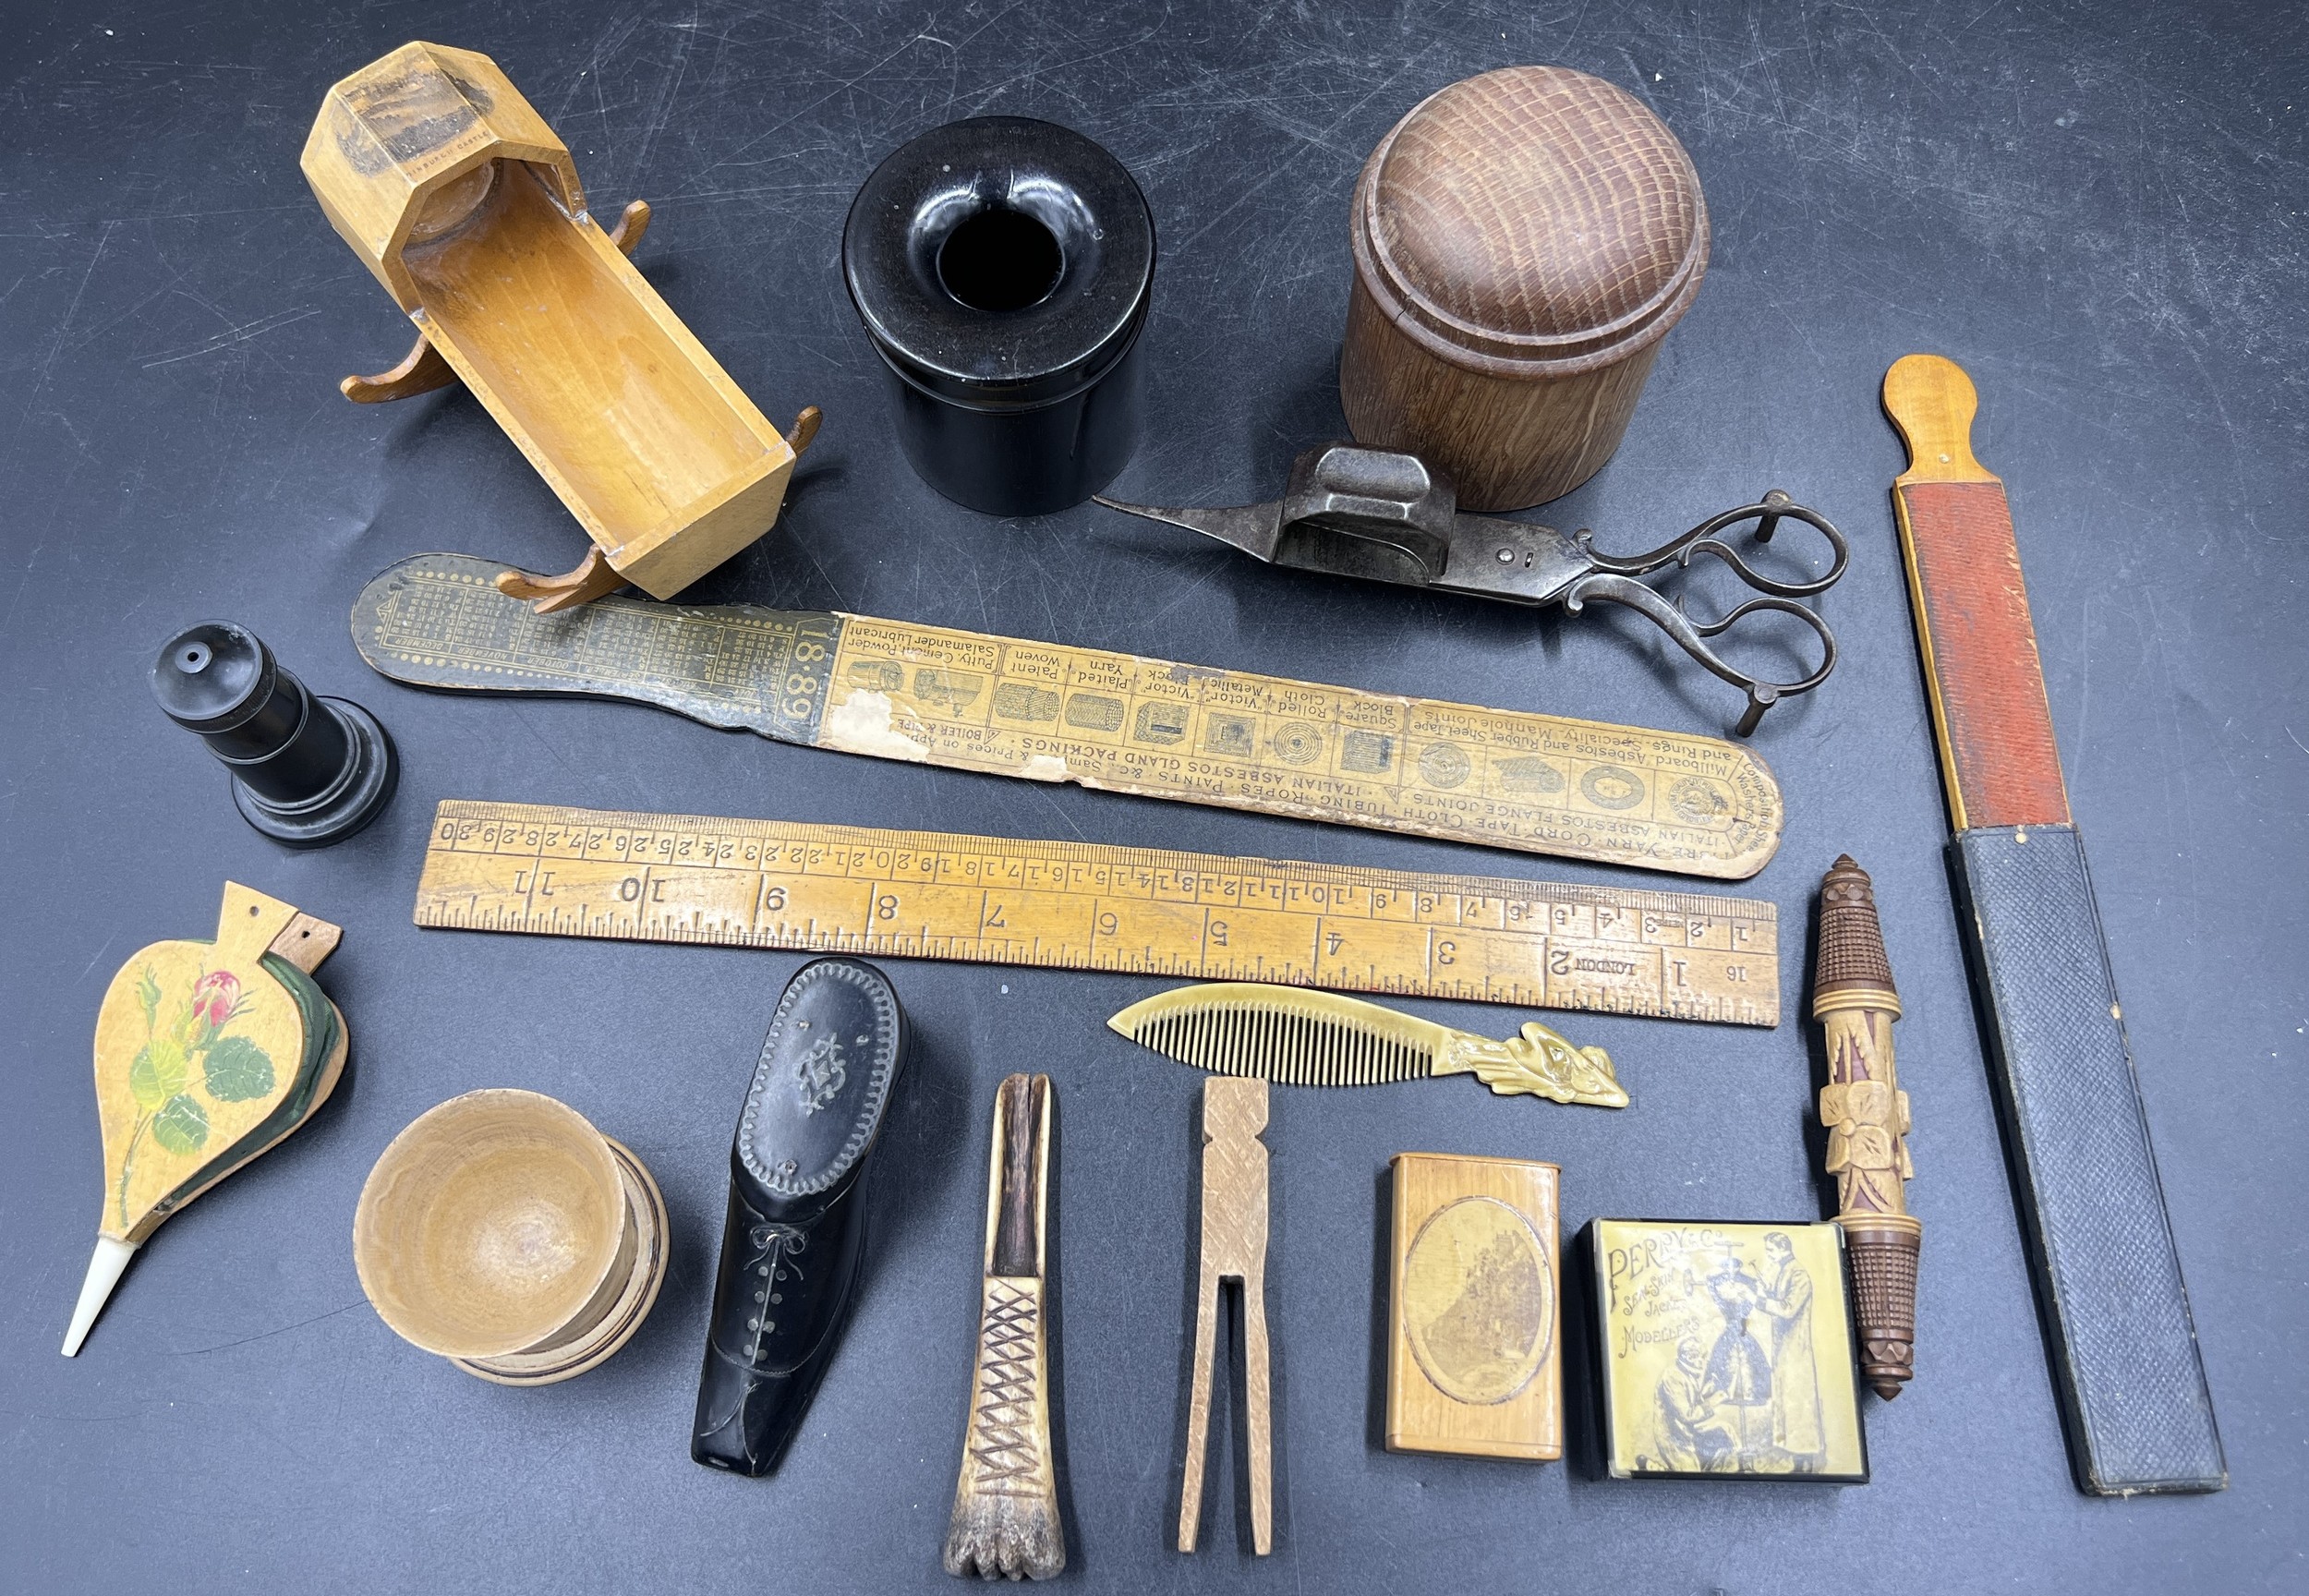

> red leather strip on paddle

[{"left": 1898, "top": 480, "right": 2072, "bottom": 828}]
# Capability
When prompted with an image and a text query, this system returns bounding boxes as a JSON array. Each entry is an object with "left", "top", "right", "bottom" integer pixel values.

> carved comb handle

[
  {"left": 942, "top": 1073, "right": 1065, "bottom": 1580},
  {"left": 1433, "top": 1022, "right": 1628, "bottom": 1108}
]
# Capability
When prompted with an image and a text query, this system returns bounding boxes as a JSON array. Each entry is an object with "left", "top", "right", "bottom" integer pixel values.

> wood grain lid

[{"left": 1352, "top": 66, "right": 1710, "bottom": 377}]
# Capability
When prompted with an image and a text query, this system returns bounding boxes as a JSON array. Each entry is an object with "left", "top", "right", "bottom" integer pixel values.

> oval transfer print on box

[{"left": 1403, "top": 1195, "right": 1554, "bottom": 1405}]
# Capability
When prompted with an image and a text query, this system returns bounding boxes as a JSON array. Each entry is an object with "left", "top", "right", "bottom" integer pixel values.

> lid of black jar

[{"left": 844, "top": 116, "right": 1154, "bottom": 410}]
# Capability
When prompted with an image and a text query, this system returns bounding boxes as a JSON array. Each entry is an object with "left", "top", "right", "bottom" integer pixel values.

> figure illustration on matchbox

[{"left": 1595, "top": 1221, "right": 1865, "bottom": 1481}]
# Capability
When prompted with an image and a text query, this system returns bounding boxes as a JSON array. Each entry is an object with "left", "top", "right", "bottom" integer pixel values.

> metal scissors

[{"left": 1096, "top": 442, "right": 1849, "bottom": 735}]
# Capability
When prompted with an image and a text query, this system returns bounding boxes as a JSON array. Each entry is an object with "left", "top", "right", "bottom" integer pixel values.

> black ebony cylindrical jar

[{"left": 844, "top": 116, "right": 1154, "bottom": 516}]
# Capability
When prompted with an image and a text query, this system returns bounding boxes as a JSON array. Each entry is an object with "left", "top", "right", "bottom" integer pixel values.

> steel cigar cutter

[{"left": 1096, "top": 442, "right": 1849, "bottom": 734}]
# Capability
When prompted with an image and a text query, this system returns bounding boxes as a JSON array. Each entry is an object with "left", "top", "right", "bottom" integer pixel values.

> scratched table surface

[{"left": 2, "top": 3, "right": 2301, "bottom": 1592}]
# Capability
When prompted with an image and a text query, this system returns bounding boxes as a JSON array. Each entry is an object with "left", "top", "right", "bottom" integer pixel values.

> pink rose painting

[
  {"left": 190, "top": 971, "right": 241, "bottom": 1035},
  {"left": 118, "top": 963, "right": 277, "bottom": 1226}
]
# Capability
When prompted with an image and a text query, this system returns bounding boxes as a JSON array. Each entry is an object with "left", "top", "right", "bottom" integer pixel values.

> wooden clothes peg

[
  {"left": 1179, "top": 1076, "right": 1272, "bottom": 1556},
  {"left": 64, "top": 884, "right": 346, "bottom": 1356},
  {"left": 302, "top": 42, "right": 820, "bottom": 613}
]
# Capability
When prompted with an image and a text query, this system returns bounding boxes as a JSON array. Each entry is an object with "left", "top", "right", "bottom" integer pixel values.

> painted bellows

[{"left": 65, "top": 883, "right": 347, "bottom": 1356}]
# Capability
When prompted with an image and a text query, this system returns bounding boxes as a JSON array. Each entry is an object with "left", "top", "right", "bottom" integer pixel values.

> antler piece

[{"left": 943, "top": 1074, "right": 1065, "bottom": 1580}]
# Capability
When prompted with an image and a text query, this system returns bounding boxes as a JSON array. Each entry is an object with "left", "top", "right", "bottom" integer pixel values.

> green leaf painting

[
  {"left": 152, "top": 1094, "right": 210, "bottom": 1154},
  {"left": 115, "top": 961, "right": 284, "bottom": 1227},
  {"left": 129, "top": 1037, "right": 188, "bottom": 1110},
  {"left": 201, "top": 1034, "right": 275, "bottom": 1102}
]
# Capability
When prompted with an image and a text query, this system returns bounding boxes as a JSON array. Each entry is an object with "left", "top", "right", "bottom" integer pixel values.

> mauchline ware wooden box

[
  {"left": 1340, "top": 65, "right": 1711, "bottom": 511},
  {"left": 1385, "top": 1153, "right": 1563, "bottom": 1461}
]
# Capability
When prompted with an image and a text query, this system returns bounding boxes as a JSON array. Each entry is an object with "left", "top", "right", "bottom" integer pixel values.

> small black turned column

[{"left": 151, "top": 621, "right": 397, "bottom": 848}]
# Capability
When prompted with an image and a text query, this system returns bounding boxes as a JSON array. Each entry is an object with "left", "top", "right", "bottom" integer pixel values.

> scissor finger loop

[
  {"left": 1578, "top": 490, "right": 1851, "bottom": 599},
  {"left": 1561, "top": 578, "right": 1840, "bottom": 737}
]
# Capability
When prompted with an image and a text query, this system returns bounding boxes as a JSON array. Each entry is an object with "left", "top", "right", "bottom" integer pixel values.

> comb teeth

[{"left": 1131, "top": 1003, "right": 1433, "bottom": 1086}]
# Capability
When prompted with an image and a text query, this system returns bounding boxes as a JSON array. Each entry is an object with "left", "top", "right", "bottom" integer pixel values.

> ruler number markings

[{"left": 417, "top": 803, "right": 1776, "bottom": 1023}]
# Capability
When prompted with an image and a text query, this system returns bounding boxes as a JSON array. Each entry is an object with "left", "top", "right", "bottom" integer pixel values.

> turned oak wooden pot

[{"left": 1340, "top": 66, "right": 1711, "bottom": 511}]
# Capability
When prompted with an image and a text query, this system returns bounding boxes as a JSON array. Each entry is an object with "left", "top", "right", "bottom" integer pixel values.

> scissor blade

[{"left": 1093, "top": 494, "right": 1286, "bottom": 562}]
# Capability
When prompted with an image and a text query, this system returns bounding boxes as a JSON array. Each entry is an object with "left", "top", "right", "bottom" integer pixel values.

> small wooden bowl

[
  {"left": 354, "top": 1090, "right": 665, "bottom": 1382},
  {"left": 454, "top": 1138, "right": 667, "bottom": 1386}
]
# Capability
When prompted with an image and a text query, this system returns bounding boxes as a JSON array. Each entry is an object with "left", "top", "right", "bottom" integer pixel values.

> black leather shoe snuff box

[{"left": 692, "top": 958, "right": 909, "bottom": 1475}]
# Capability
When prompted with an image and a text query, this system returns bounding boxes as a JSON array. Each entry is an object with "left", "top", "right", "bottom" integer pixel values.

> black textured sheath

[
  {"left": 692, "top": 959, "right": 908, "bottom": 1476},
  {"left": 1952, "top": 825, "right": 2225, "bottom": 1494}
]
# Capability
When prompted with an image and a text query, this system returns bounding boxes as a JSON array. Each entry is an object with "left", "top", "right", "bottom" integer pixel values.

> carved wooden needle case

[
  {"left": 1340, "top": 66, "right": 1710, "bottom": 510},
  {"left": 303, "top": 42, "right": 816, "bottom": 611},
  {"left": 1386, "top": 1153, "right": 1562, "bottom": 1461},
  {"left": 1812, "top": 855, "right": 1921, "bottom": 1399}
]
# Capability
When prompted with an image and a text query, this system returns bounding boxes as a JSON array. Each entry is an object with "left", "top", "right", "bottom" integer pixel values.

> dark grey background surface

[{"left": 2, "top": 2, "right": 2302, "bottom": 1591}]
